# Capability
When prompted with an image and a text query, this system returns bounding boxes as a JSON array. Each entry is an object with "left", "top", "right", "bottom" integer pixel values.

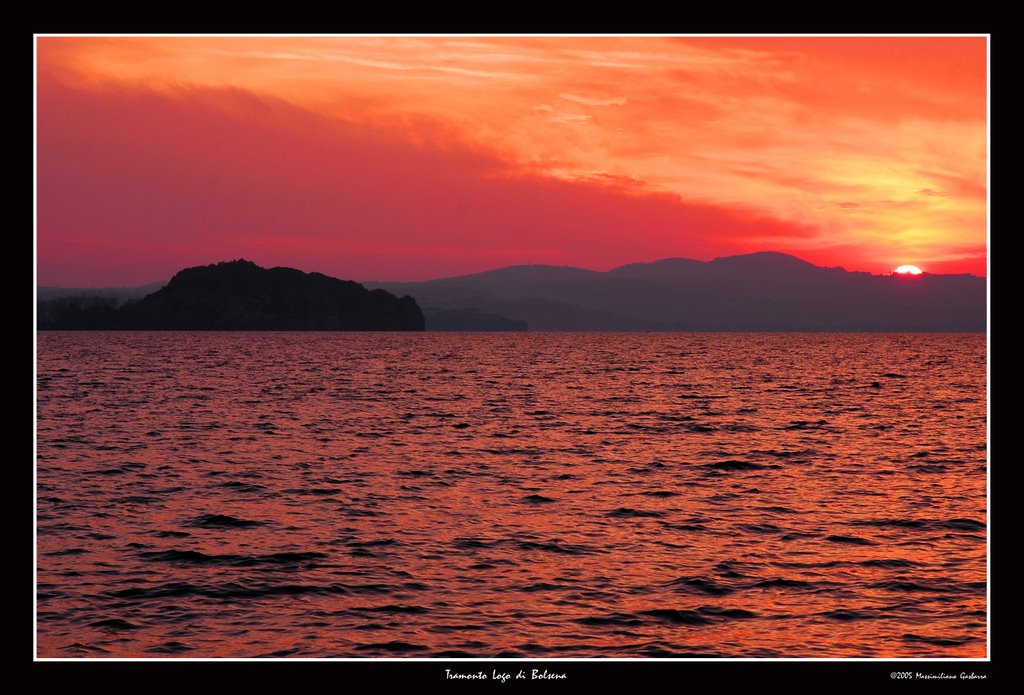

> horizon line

[{"left": 37, "top": 250, "right": 987, "bottom": 290}]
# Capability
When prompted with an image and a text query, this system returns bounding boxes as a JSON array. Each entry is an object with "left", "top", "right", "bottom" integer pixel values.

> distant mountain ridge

[
  {"left": 38, "top": 260, "right": 425, "bottom": 331},
  {"left": 423, "top": 307, "right": 529, "bottom": 331},
  {"left": 367, "top": 251, "right": 985, "bottom": 331},
  {"left": 38, "top": 252, "right": 986, "bottom": 332},
  {"left": 37, "top": 282, "right": 167, "bottom": 303}
]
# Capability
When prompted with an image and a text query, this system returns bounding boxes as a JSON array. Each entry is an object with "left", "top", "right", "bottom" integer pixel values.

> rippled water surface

[{"left": 36, "top": 333, "right": 987, "bottom": 658}]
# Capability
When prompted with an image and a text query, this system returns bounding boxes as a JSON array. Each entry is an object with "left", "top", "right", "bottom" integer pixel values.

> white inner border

[{"left": 33, "top": 32, "right": 992, "bottom": 664}]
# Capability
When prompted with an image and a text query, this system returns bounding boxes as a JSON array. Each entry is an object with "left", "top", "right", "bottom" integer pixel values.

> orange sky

[{"left": 36, "top": 36, "right": 987, "bottom": 285}]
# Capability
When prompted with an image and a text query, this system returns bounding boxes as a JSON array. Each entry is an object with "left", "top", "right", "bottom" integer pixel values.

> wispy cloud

[
  {"left": 559, "top": 93, "right": 627, "bottom": 107},
  {"left": 250, "top": 49, "right": 527, "bottom": 80}
]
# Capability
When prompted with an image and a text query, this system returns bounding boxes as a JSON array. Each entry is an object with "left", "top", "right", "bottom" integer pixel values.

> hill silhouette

[
  {"left": 369, "top": 252, "right": 985, "bottom": 331},
  {"left": 39, "top": 260, "right": 424, "bottom": 331}
]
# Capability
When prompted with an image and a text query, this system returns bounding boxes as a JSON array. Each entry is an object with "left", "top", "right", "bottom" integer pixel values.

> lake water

[{"left": 36, "top": 333, "right": 987, "bottom": 658}]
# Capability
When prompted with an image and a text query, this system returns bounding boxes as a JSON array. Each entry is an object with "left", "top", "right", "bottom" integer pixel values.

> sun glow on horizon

[{"left": 894, "top": 265, "right": 924, "bottom": 275}]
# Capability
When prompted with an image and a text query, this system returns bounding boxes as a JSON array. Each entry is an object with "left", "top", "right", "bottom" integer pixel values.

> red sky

[{"left": 36, "top": 36, "right": 987, "bottom": 286}]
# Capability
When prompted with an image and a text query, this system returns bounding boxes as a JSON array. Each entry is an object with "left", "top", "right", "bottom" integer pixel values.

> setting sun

[{"left": 894, "top": 265, "right": 924, "bottom": 275}]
